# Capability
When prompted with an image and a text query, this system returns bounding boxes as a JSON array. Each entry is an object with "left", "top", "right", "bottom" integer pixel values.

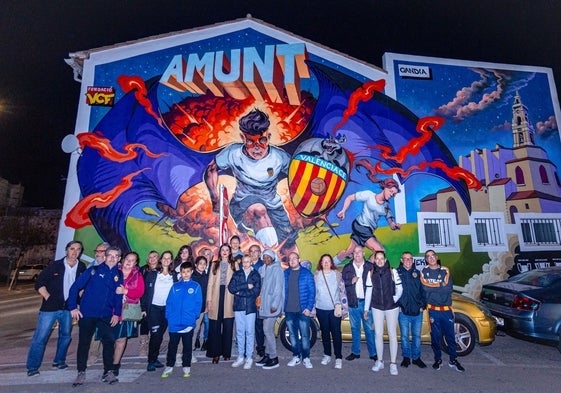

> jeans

[
  {"left": 285, "top": 311, "right": 311, "bottom": 359},
  {"left": 234, "top": 311, "right": 256, "bottom": 358},
  {"left": 428, "top": 309, "right": 457, "bottom": 360},
  {"left": 193, "top": 312, "right": 206, "bottom": 345},
  {"left": 194, "top": 313, "right": 209, "bottom": 342},
  {"left": 398, "top": 312, "right": 423, "bottom": 360},
  {"left": 316, "top": 308, "right": 342, "bottom": 359},
  {"left": 348, "top": 299, "right": 376, "bottom": 356},
  {"left": 26, "top": 310, "right": 73, "bottom": 371}
]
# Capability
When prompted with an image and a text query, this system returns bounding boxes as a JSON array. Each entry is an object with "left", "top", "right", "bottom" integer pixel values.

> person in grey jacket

[{"left": 255, "top": 249, "right": 284, "bottom": 370}]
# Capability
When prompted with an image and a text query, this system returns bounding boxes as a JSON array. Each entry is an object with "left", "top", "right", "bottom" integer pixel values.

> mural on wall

[
  {"left": 59, "top": 21, "right": 561, "bottom": 298},
  {"left": 383, "top": 53, "right": 561, "bottom": 296},
  {"left": 60, "top": 20, "right": 481, "bottom": 267}
]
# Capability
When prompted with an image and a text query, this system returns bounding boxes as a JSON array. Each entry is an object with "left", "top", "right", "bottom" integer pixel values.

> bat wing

[
  {"left": 304, "top": 61, "right": 472, "bottom": 212},
  {"left": 76, "top": 79, "right": 212, "bottom": 250}
]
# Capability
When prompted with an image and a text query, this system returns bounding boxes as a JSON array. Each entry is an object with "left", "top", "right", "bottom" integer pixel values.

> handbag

[
  {"left": 122, "top": 301, "right": 142, "bottom": 321},
  {"left": 322, "top": 271, "right": 342, "bottom": 318},
  {"left": 334, "top": 303, "right": 342, "bottom": 318}
]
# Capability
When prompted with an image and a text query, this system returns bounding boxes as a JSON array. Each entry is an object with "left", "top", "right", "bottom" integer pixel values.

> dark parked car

[{"left": 480, "top": 267, "right": 561, "bottom": 351}]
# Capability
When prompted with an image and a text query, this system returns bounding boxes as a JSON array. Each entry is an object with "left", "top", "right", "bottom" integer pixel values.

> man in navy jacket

[
  {"left": 68, "top": 246, "right": 124, "bottom": 386},
  {"left": 26, "top": 240, "right": 86, "bottom": 377}
]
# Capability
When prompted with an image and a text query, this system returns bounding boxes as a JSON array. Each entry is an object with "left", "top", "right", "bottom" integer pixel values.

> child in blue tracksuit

[{"left": 162, "top": 262, "right": 202, "bottom": 378}]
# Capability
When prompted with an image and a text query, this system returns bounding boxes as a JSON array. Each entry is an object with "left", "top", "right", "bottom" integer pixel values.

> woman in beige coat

[{"left": 206, "top": 244, "right": 237, "bottom": 363}]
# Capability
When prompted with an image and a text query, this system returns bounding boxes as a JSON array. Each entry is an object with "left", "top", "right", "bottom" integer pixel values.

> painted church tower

[{"left": 512, "top": 91, "right": 536, "bottom": 147}]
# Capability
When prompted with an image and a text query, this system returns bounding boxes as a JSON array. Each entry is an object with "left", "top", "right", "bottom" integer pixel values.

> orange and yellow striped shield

[{"left": 288, "top": 153, "right": 348, "bottom": 217}]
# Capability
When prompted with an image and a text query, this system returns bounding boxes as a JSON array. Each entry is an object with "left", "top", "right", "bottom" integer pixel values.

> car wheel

[
  {"left": 442, "top": 313, "right": 477, "bottom": 357},
  {"left": 278, "top": 317, "right": 318, "bottom": 352}
]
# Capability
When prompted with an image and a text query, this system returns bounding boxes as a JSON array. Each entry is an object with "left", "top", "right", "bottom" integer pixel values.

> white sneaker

[
  {"left": 334, "top": 359, "right": 342, "bottom": 369},
  {"left": 321, "top": 355, "right": 331, "bottom": 365},
  {"left": 161, "top": 366, "right": 173, "bottom": 378},
  {"left": 243, "top": 358, "right": 253, "bottom": 369},
  {"left": 302, "top": 358, "right": 313, "bottom": 369},
  {"left": 287, "top": 356, "right": 301, "bottom": 367},
  {"left": 182, "top": 367, "right": 191, "bottom": 378},
  {"left": 390, "top": 363, "right": 398, "bottom": 375},
  {"left": 232, "top": 357, "right": 245, "bottom": 368},
  {"left": 371, "top": 360, "right": 384, "bottom": 372}
]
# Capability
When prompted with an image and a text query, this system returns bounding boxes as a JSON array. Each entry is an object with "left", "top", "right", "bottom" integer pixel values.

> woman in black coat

[{"left": 227, "top": 254, "right": 261, "bottom": 369}]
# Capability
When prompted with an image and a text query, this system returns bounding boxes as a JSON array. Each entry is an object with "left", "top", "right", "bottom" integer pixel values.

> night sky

[{"left": 1, "top": 0, "right": 560, "bottom": 208}]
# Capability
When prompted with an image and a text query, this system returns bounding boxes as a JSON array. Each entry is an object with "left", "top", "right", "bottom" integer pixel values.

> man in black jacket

[
  {"left": 341, "top": 246, "right": 377, "bottom": 362},
  {"left": 396, "top": 251, "right": 427, "bottom": 368},
  {"left": 25, "top": 240, "right": 86, "bottom": 377}
]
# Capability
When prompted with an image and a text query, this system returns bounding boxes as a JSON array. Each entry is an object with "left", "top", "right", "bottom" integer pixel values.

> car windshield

[
  {"left": 20, "top": 265, "right": 35, "bottom": 269},
  {"left": 509, "top": 270, "right": 561, "bottom": 288}
]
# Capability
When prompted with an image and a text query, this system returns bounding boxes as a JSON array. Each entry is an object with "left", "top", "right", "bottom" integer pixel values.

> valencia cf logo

[{"left": 288, "top": 137, "right": 350, "bottom": 217}]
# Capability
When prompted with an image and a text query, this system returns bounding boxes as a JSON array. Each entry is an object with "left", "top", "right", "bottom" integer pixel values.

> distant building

[
  {"left": 0, "top": 177, "right": 24, "bottom": 208},
  {"left": 419, "top": 92, "right": 561, "bottom": 253}
]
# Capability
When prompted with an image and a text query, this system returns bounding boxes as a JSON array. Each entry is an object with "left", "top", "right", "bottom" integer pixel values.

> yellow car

[{"left": 276, "top": 292, "right": 496, "bottom": 356}]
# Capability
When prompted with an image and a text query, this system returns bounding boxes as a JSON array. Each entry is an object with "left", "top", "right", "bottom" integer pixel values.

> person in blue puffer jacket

[
  {"left": 284, "top": 252, "right": 316, "bottom": 369},
  {"left": 161, "top": 261, "right": 202, "bottom": 379}
]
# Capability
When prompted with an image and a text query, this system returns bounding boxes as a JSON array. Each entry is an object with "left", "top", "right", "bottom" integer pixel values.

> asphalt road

[{"left": 1, "top": 284, "right": 559, "bottom": 393}]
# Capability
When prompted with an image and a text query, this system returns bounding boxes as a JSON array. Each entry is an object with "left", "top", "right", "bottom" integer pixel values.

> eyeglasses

[{"left": 426, "top": 254, "right": 437, "bottom": 259}]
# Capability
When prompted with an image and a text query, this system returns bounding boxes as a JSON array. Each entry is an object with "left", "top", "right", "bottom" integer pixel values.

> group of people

[{"left": 25, "top": 236, "right": 465, "bottom": 386}]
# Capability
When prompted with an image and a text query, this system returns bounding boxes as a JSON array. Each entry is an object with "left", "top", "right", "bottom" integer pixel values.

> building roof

[
  {"left": 507, "top": 190, "right": 561, "bottom": 202},
  {"left": 488, "top": 178, "right": 511, "bottom": 186},
  {"left": 65, "top": 16, "right": 385, "bottom": 82}
]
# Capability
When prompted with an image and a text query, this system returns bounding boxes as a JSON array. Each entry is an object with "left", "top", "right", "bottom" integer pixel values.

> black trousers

[
  {"left": 255, "top": 314, "right": 265, "bottom": 355},
  {"left": 166, "top": 331, "right": 194, "bottom": 367},
  {"left": 147, "top": 304, "right": 168, "bottom": 363},
  {"left": 206, "top": 285, "right": 234, "bottom": 358},
  {"left": 76, "top": 316, "right": 115, "bottom": 372}
]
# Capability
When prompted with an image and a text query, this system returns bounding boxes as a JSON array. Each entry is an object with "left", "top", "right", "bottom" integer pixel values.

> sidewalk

[{"left": 0, "top": 283, "right": 150, "bottom": 386}]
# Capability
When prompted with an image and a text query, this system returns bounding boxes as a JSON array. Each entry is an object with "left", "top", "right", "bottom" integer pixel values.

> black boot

[
  {"left": 201, "top": 340, "right": 207, "bottom": 351},
  {"left": 194, "top": 338, "right": 201, "bottom": 349},
  {"left": 113, "top": 363, "right": 121, "bottom": 377}
]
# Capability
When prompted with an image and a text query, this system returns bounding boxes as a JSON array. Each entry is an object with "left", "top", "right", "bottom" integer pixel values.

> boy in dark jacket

[
  {"left": 162, "top": 262, "right": 202, "bottom": 379},
  {"left": 191, "top": 255, "right": 209, "bottom": 357}
]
